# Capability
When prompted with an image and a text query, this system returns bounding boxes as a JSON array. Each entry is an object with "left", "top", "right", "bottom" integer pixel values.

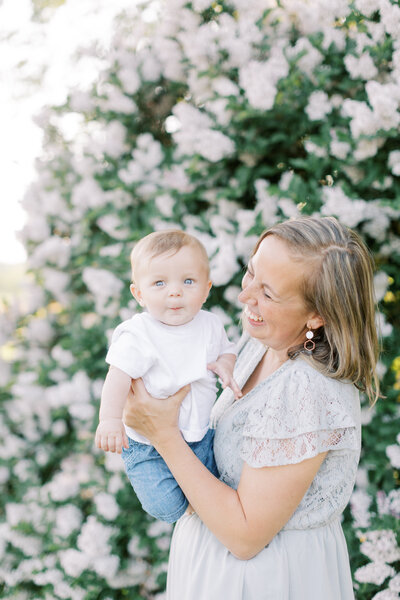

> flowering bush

[{"left": 1, "top": 0, "right": 400, "bottom": 598}]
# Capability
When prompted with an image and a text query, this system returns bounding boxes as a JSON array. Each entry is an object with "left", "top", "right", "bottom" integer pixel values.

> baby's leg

[
  {"left": 122, "top": 439, "right": 189, "bottom": 523},
  {"left": 188, "top": 428, "right": 219, "bottom": 479}
]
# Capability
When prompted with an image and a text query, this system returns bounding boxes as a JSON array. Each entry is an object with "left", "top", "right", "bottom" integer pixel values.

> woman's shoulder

[
  {"left": 244, "top": 355, "right": 360, "bottom": 439},
  {"left": 283, "top": 357, "right": 359, "bottom": 404}
]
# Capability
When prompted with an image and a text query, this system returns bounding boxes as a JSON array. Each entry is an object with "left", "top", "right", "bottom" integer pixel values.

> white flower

[
  {"left": 155, "top": 194, "right": 175, "bottom": 217},
  {"left": 355, "top": 562, "right": 395, "bottom": 585},
  {"left": 344, "top": 52, "right": 378, "bottom": 80},
  {"left": 94, "top": 492, "right": 120, "bottom": 521},
  {"left": 194, "top": 129, "right": 235, "bottom": 162},
  {"left": 71, "top": 178, "right": 107, "bottom": 212},
  {"left": 98, "top": 83, "right": 137, "bottom": 114},
  {"left": 330, "top": 139, "right": 351, "bottom": 160},
  {"left": 321, "top": 186, "right": 368, "bottom": 228},
  {"left": 69, "top": 89, "right": 95, "bottom": 113},
  {"left": 350, "top": 489, "right": 372, "bottom": 527},
  {"left": 388, "top": 150, "right": 400, "bottom": 176},
  {"left": 354, "top": 0, "right": 378, "bottom": 17},
  {"left": 93, "top": 554, "right": 120, "bottom": 579},
  {"left": 239, "top": 54, "right": 288, "bottom": 110},
  {"left": 366, "top": 81, "right": 400, "bottom": 132},
  {"left": 147, "top": 520, "right": 173, "bottom": 537},
  {"left": 127, "top": 535, "right": 149, "bottom": 558},
  {"left": 118, "top": 66, "right": 141, "bottom": 95},
  {"left": 360, "top": 530, "right": 400, "bottom": 563},
  {"left": 51, "top": 346, "right": 74, "bottom": 368},
  {"left": 82, "top": 267, "right": 124, "bottom": 316},
  {"left": 25, "top": 317, "right": 54, "bottom": 345},
  {"left": 278, "top": 198, "right": 301, "bottom": 218},
  {"left": 305, "top": 91, "right": 332, "bottom": 121},
  {"left": 206, "top": 98, "right": 232, "bottom": 127},
  {"left": 372, "top": 590, "right": 400, "bottom": 600},
  {"left": 389, "top": 573, "right": 400, "bottom": 592},
  {"left": 386, "top": 444, "right": 400, "bottom": 469},
  {"left": 28, "top": 236, "right": 71, "bottom": 269},
  {"left": 173, "top": 106, "right": 235, "bottom": 161},
  {"left": 42, "top": 268, "right": 71, "bottom": 304},
  {"left": 287, "top": 37, "right": 323, "bottom": 77},
  {"left": 254, "top": 179, "right": 279, "bottom": 225},
  {"left": 47, "top": 472, "right": 80, "bottom": 502},
  {"left": 54, "top": 505, "right": 83, "bottom": 538},
  {"left": 304, "top": 139, "right": 327, "bottom": 158},
  {"left": 213, "top": 77, "right": 239, "bottom": 97},
  {"left": 77, "top": 516, "right": 116, "bottom": 557},
  {"left": 376, "top": 311, "right": 393, "bottom": 338},
  {"left": 209, "top": 240, "right": 239, "bottom": 286},
  {"left": 379, "top": 0, "right": 400, "bottom": 37},
  {"left": 59, "top": 548, "right": 90, "bottom": 577},
  {"left": 341, "top": 99, "right": 380, "bottom": 138},
  {"left": 97, "top": 214, "right": 130, "bottom": 240},
  {"left": 374, "top": 271, "right": 390, "bottom": 302},
  {"left": 354, "top": 138, "right": 385, "bottom": 161},
  {"left": 223, "top": 286, "right": 242, "bottom": 309}
]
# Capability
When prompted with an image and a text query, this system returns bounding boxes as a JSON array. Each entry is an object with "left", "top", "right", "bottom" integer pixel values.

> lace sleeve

[{"left": 240, "top": 361, "right": 360, "bottom": 468}]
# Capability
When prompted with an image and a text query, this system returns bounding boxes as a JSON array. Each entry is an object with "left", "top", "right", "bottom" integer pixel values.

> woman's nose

[{"left": 238, "top": 286, "right": 256, "bottom": 305}]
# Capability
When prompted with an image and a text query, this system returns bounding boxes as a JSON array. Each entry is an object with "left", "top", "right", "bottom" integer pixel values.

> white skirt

[{"left": 167, "top": 514, "right": 355, "bottom": 600}]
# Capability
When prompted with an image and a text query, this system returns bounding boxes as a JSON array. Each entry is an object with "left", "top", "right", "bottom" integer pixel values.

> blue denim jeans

[{"left": 122, "top": 428, "right": 219, "bottom": 523}]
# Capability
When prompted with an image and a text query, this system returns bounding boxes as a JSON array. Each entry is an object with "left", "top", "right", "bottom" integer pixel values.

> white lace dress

[{"left": 166, "top": 336, "right": 361, "bottom": 600}]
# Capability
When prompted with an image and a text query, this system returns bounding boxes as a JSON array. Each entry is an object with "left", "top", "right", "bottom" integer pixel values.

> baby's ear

[
  {"left": 204, "top": 280, "right": 212, "bottom": 301},
  {"left": 130, "top": 284, "right": 144, "bottom": 307}
]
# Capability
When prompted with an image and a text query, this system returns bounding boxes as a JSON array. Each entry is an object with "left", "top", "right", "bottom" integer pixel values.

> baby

[{"left": 95, "top": 229, "right": 240, "bottom": 523}]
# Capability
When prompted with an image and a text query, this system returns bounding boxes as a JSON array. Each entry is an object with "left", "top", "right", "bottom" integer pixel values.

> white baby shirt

[{"left": 106, "top": 310, "right": 237, "bottom": 444}]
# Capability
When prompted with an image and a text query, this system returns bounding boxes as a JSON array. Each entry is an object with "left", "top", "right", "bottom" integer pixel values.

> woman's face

[{"left": 238, "top": 235, "right": 322, "bottom": 352}]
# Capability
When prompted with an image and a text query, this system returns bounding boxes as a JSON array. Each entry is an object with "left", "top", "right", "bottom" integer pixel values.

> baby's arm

[
  {"left": 207, "top": 353, "right": 242, "bottom": 399},
  {"left": 95, "top": 365, "right": 130, "bottom": 453}
]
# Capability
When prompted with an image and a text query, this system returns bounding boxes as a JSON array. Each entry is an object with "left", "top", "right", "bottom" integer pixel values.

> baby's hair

[
  {"left": 130, "top": 229, "right": 210, "bottom": 283},
  {"left": 253, "top": 216, "right": 380, "bottom": 404}
]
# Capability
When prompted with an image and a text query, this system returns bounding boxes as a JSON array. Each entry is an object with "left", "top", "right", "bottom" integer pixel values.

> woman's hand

[{"left": 123, "top": 379, "right": 190, "bottom": 447}]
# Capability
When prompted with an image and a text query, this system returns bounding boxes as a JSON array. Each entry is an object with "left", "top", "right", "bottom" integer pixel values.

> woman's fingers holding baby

[{"left": 123, "top": 379, "right": 191, "bottom": 445}]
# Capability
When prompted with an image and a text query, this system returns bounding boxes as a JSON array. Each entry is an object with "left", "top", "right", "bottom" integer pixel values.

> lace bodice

[{"left": 210, "top": 336, "right": 361, "bottom": 530}]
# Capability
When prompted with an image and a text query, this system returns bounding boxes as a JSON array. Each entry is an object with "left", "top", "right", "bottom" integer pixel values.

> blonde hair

[
  {"left": 253, "top": 216, "right": 380, "bottom": 404},
  {"left": 130, "top": 229, "right": 210, "bottom": 284}
]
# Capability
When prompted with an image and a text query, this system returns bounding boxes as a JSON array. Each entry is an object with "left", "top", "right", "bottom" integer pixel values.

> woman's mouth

[{"left": 244, "top": 305, "right": 264, "bottom": 323}]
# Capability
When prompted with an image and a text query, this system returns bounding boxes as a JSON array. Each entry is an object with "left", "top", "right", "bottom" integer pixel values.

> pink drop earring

[{"left": 304, "top": 329, "right": 315, "bottom": 352}]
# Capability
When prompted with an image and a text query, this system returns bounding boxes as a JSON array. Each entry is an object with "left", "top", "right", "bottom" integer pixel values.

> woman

[{"left": 123, "top": 216, "right": 379, "bottom": 599}]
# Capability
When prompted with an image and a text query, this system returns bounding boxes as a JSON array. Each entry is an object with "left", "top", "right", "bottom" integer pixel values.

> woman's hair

[
  {"left": 253, "top": 216, "right": 380, "bottom": 404},
  {"left": 130, "top": 229, "right": 210, "bottom": 283}
]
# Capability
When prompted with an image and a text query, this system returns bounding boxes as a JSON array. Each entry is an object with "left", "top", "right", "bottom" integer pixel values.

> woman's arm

[{"left": 123, "top": 380, "right": 326, "bottom": 560}]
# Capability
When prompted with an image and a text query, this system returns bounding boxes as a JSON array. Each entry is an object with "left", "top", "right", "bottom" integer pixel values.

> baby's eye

[
  {"left": 154, "top": 280, "right": 165, "bottom": 287},
  {"left": 245, "top": 267, "right": 254, "bottom": 278},
  {"left": 184, "top": 278, "right": 194, "bottom": 285}
]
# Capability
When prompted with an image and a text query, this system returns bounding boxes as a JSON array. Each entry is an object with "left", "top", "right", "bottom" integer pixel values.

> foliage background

[{"left": 1, "top": 0, "right": 400, "bottom": 598}]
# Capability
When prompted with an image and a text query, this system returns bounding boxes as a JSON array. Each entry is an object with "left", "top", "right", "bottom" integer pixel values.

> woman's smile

[{"left": 244, "top": 305, "right": 264, "bottom": 324}]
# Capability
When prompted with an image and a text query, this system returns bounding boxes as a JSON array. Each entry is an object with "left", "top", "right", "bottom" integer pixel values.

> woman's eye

[
  {"left": 154, "top": 280, "right": 165, "bottom": 287},
  {"left": 184, "top": 278, "right": 194, "bottom": 285}
]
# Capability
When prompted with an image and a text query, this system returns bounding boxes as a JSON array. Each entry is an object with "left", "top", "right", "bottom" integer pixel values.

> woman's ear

[
  {"left": 307, "top": 313, "right": 325, "bottom": 331},
  {"left": 130, "top": 283, "right": 144, "bottom": 307}
]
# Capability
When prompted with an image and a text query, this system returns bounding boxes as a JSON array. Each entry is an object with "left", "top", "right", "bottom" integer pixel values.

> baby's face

[{"left": 131, "top": 245, "right": 212, "bottom": 326}]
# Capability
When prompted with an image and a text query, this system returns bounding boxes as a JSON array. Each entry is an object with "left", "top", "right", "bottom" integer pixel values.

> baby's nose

[{"left": 169, "top": 286, "right": 182, "bottom": 296}]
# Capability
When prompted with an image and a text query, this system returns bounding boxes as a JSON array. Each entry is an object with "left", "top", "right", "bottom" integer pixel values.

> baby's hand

[
  {"left": 207, "top": 354, "right": 242, "bottom": 400},
  {"left": 95, "top": 418, "right": 129, "bottom": 454}
]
